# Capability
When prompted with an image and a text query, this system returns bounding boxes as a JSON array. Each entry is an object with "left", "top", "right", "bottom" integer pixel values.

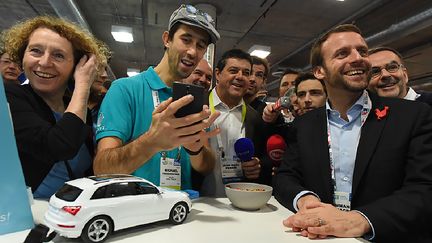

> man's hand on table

[{"left": 283, "top": 201, "right": 371, "bottom": 239}]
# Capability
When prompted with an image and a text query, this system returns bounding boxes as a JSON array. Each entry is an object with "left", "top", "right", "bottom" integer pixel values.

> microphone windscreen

[
  {"left": 266, "top": 134, "right": 287, "bottom": 164},
  {"left": 234, "top": 138, "right": 255, "bottom": 162}
]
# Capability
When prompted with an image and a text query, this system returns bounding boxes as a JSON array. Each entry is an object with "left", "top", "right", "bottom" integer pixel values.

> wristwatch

[{"left": 184, "top": 146, "right": 203, "bottom": 155}]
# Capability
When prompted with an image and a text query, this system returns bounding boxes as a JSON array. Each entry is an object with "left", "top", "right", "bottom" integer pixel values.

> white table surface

[{"left": 1, "top": 197, "right": 367, "bottom": 243}]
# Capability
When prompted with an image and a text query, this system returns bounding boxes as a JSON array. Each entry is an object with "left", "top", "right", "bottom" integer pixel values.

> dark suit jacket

[
  {"left": 245, "top": 104, "right": 264, "bottom": 156},
  {"left": 274, "top": 93, "right": 432, "bottom": 242},
  {"left": 5, "top": 84, "right": 93, "bottom": 192},
  {"left": 249, "top": 97, "right": 267, "bottom": 116},
  {"left": 417, "top": 91, "right": 432, "bottom": 106},
  {"left": 244, "top": 104, "right": 275, "bottom": 185}
]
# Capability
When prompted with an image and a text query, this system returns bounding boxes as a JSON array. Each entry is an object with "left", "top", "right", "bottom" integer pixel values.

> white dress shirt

[
  {"left": 201, "top": 89, "right": 245, "bottom": 197},
  {"left": 404, "top": 87, "right": 421, "bottom": 101}
]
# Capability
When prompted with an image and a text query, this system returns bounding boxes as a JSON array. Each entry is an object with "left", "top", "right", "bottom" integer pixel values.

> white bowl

[{"left": 225, "top": 182, "right": 273, "bottom": 210}]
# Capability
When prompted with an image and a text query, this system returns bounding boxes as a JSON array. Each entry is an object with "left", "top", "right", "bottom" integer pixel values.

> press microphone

[
  {"left": 234, "top": 138, "right": 255, "bottom": 162},
  {"left": 266, "top": 134, "right": 287, "bottom": 167}
]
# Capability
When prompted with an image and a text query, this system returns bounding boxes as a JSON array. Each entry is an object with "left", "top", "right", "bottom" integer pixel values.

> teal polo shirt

[{"left": 96, "top": 67, "right": 192, "bottom": 189}]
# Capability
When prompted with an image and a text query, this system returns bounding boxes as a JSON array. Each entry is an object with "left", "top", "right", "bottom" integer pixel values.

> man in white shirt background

[{"left": 200, "top": 49, "right": 270, "bottom": 197}]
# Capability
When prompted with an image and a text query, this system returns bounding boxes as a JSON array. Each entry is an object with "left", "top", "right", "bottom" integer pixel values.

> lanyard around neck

[
  {"left": 152, "top": 90, "right": 160, "bottom": 109},
  {"left": 209, "top": 89, "right": 247, "bottom": 156},
  {"left": 209, "top": 89, "right": 246, "bottom": 123},
  {"left": 326, "top": 93, "right": 371, "bottom": 192}
]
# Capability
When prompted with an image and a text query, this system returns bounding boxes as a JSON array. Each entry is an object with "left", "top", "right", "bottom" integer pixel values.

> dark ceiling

[{"left": 2, "top": 0, "right": 432, "bottom": 96}]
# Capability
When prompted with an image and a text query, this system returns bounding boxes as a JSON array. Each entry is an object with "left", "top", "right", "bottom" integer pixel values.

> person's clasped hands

[{"left": 283, "top": 195, "right": 370, "bottom": 239}]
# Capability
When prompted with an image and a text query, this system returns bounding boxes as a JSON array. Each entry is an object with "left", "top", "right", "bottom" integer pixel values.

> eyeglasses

[
  {"left": 181, "top": 4, "right": 215, "bottom": 27},
  {"left": 371, "top": 62, "right": 404, "bottom": 78}
]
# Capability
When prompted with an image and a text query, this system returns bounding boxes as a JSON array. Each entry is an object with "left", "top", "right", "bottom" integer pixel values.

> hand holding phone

[{"left": 172, "top": 82, "right": 205, "bottom": 118}]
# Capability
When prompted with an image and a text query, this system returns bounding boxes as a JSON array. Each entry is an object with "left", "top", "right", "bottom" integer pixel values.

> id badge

[
  {"left": 334, "top": 191, "right": 351, "bottom": 211},
  {"left": 221, "top": 155, "right": 243, "bottom": 184},
  {"left": 160, "top": 157, "right": 181, "bottom": 190}
]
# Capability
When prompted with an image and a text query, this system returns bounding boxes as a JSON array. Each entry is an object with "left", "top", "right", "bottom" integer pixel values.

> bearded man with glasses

[{"left": 368, "top": 46, "right": 432, "bottom": 105}]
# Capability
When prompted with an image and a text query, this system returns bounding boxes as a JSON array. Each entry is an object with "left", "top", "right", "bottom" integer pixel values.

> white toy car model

[{"left": 44, "top": 175, "right": 192, "bottom": 243}]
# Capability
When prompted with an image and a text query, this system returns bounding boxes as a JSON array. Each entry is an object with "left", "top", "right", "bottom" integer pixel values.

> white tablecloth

[{"left": 1, "top": 197, "right": 367, "bottom": 243}]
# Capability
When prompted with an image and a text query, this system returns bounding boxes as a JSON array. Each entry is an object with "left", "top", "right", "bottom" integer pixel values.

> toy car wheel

[
  {"left": 81, "top": 216, "right": 113, "bottom": 243},
  {"left": 169, "top": 202, "right": 188, "bottom": 224}
]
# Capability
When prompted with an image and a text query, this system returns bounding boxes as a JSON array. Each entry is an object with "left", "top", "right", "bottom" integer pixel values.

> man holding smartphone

[{"left": 94, "top": 4, "right": 220, "bottom": 190}]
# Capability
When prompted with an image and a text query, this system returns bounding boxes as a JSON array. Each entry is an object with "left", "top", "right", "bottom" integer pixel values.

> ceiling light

[
  {"left": 111, "top": 25, "right": 134, "bottom": 43},
  {"left": 127, "top": 68, "right": 140, "bottom": 77},
  {"left": 248, "top": 45, "right": 271, "bottom": 58},
  {"left": 271, "top": 71, "right": 284, "bottom": 78}
]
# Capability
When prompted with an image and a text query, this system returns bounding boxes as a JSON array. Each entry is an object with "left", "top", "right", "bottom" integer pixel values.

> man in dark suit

[
  {"left": 244, "top": 56, "right": 269, "bottom": 115},
  {"left": 200, "top": 49, "right": 269, "bottom": 197},
  {"left": 368, "top": 46, "right": 432, "bottom": 106},
  {"left": 274, "top": 24, "right": 432, "bottom": 242}
]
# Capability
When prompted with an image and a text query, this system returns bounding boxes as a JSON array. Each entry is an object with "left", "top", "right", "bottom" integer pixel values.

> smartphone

[{"left": 172, "top": 82, "right": 205, "bottom": 118}]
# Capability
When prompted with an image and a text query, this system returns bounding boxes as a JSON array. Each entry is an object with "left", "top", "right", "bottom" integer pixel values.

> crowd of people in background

[{"left": 1, "top": 3, "right": 432, "bottom": 242}]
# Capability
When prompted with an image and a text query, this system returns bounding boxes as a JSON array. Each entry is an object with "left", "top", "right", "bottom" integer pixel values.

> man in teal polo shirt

[{"left": 94, "top": 4, "right": 221, "bottom": 190}]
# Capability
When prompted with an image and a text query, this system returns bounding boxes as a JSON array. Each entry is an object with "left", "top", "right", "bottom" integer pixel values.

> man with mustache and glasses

[
  {"left": 368, "top": 46, "right": 432, "bottom": 105},
  {"left": 94, "top": 4, "right": 221, "bottom": 191},
  {"left": 274, "top": 24, "right": 432, "bottom": 242}
]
